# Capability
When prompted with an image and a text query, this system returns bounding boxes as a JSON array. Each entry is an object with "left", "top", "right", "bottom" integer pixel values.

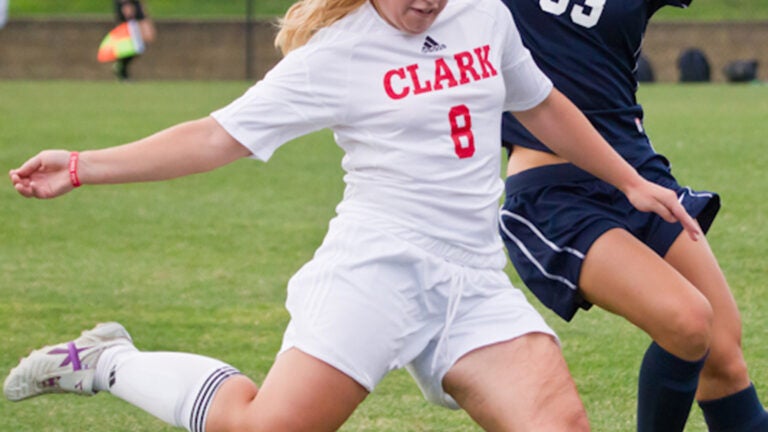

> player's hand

[
  {"left": 624, "top": 180, "right": 701, "bottom": 241},
  {"left": 9, "top": 150, "right": 75, "bottom": 199}
]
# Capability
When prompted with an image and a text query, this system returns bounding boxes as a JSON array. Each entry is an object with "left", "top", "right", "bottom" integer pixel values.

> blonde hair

[{"left": 275, "top": 0, "right": 367, "bottom": 55}]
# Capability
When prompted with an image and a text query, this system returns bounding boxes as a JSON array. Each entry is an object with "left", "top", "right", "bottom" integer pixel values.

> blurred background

[{"left": 0, "top": 0, "right": 766, "bottom": 83}]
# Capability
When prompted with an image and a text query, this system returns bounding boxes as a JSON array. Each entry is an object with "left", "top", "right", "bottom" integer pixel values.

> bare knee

[
  {"left": 660, "top": 299, "right": 713, "bottom": 360},
  {"left": 211, "top": 389, "right": 339, "bottom": 432},
  {"left": 205, "top": 376, "right": 260, "bottom": 432},
  {"left": 234, "top": 408, "right": 315, "bottom": 432},
  {"left": 699, "top": 330, "right": 750, "bottom": 395},
  {"left": 562, "top": 410, "right": 590, "bottom": 432},
  {"left": 702, "top": 353, "right": 748, "bottom": 385},
  {"left": 445, "top": 334, "right": 590, "bottom": 431},
  {"left": 208, "top": 349, "right": 368, "bottom": 432},
  {"left": 205, "top": 377, "right": 325, "bottom": 432}
]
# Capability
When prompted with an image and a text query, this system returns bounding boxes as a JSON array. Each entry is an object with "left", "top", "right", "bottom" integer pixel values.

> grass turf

[{"left": 0, "top": 81, "right": 766, "bottom": 431}]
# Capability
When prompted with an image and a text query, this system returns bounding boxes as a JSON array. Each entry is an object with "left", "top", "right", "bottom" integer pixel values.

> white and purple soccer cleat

[{"left": 3, "top": 322, "right": 133, "bottom": 401}]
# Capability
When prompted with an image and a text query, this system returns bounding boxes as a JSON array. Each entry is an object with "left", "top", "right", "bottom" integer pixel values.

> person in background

[
  {"left": 113, "top": 0, "right": 155, "bottom": 80},
  {"left": 498, "top": 0, "right": 768, "bottom": 431}
]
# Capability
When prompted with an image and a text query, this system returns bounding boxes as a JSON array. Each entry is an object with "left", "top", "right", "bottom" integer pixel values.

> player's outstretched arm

[
  {"left": 8, "top": 116, "right": 251, "bottom": 199},
  {"left": 512, "top": 88, "right": 701, "bottom": 241}
]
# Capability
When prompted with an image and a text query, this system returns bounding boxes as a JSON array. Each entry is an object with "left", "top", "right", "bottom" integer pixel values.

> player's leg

[
  {"left": 205, "top": 347, "right": 368, "bottom": 431},
  {"left": 443, "top": 333, "right": 589, "bottom": 432},
  {"left": 4, "top": 323, "right": 367, "bottom": 432},
  {"left": 664, "top": 232, "right": 768, "bottom": 431},
  {"left": 4, "top": 322, "right": 241, "bottom": 430},
  {"left": 404, "top": 260, "right": 587, "bottom": 431},
  {"left": 114, "top": 56, "right": 134, "bottom": 81},
  {"left": 579, "top": 228, "right": 712, "bottom": 431},
  {"left": 208, "top": 216, "right": 429, "bottom": 431},
  {"left": 581, "top": 228, "right": 712, "bottom": 360}
]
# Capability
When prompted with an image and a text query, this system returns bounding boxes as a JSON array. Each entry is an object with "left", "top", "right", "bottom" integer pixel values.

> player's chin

[{"left": 402, "top": 17, "right": 436, "bottom": 34}]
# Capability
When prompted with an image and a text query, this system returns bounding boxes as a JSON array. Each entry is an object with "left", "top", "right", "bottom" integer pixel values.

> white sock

[{"left": 95, "top": 347, "right": 240, "bottom": 432}]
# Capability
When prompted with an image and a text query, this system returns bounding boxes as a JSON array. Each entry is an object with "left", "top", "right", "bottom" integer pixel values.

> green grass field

[
  {"left": 8, "top": 0, "right": 768, "bottom": 20},
  {"left": 1, "top": 81, "right": 767, "bottom": 431}
]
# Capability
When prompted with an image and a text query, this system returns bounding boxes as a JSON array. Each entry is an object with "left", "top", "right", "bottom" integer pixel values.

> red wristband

[{"left": 69, "top": 152, "right": 82, "bottom": 188}]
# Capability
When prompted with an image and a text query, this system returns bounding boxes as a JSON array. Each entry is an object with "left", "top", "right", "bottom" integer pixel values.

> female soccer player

[
  {"left": 498, "top": 0, "right": 768, "bottom": 430},
  {"left": 6, "top": 0, "right": 696, "bottom": 430}
]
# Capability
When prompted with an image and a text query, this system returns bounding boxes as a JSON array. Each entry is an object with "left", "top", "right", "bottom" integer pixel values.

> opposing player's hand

[
  {"left": 9, "top": 150, "right": 75, "bottom": 199},
  {"left": 624, "top": 180, "right": 701, "bottom": 241}
]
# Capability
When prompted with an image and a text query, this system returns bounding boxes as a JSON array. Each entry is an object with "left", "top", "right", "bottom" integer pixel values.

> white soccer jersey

[{"left": 212, "top": 0, "right": 552, "bottom": 267}]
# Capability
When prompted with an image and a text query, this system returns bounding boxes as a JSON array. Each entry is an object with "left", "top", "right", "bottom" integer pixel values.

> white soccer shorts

[{"left": 279, "top": 214, "right": 556, "bottom": 408}]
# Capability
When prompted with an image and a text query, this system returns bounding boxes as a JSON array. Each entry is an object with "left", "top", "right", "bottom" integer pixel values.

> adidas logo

[{"left": 421, "top": 36, "right": 446, "bottom": 53}]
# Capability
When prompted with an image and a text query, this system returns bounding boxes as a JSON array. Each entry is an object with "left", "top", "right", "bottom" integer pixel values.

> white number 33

[{"left": 539, "top": 0, "right": 606, "bottom": 28}]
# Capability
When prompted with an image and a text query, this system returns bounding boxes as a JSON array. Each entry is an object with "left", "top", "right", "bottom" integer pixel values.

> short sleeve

[
  {"left": 211, "top": 47, "right": 344, "bottom": 161},
  {"left": 497, "top": 5, "right": 553, "bottom": 112}
]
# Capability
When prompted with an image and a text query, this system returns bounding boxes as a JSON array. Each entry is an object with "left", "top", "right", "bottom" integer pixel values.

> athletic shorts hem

[
  {"left": 278, "top": 340, "right": 377, "bottom": 392},
  {"left": 500, "top": 162, "right": 720, "bottom": 322}
]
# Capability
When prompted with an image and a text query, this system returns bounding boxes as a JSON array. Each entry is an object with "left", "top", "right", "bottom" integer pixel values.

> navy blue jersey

[{"left": 501, "top": 0, "right": 691, "bottom": 167}]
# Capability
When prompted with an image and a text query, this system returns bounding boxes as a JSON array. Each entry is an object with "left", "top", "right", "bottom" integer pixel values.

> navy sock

[
  {"left": 637, "top": 342, "right": 707, "bottom": 432},
  {"left": 698, "top": 383, "right": 768, "bottom": 432}
]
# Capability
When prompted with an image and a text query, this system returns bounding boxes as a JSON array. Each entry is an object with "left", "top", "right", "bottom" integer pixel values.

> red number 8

[{"left": 449, "top": 104, "right": 475, "bottom": 159}]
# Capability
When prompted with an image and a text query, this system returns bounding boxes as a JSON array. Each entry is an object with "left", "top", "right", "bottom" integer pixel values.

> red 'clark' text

[{"left": 383, "top": 45, "right": 498, "bottom": 100}]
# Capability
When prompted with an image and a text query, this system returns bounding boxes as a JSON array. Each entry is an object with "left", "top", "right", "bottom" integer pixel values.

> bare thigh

[
  {"left": 664, "top": 232, "right": 751, "bottom": 400},
  {"left": 579, "top": 228, "right": 713, "bottom": 361},
  {"left": 205, "top": 348, "right": 369, "bottom": 432},
  {"left": 443, "top": 333, "right": 589, "bottom": 432}
]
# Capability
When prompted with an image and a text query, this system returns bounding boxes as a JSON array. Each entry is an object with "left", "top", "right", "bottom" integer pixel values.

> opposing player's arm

[
  {"left": 511, "top": 88, "right": 701, "bottom": 240},
  {"left": 511, "top": 89, "right": 634, "bottom": 186}
]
